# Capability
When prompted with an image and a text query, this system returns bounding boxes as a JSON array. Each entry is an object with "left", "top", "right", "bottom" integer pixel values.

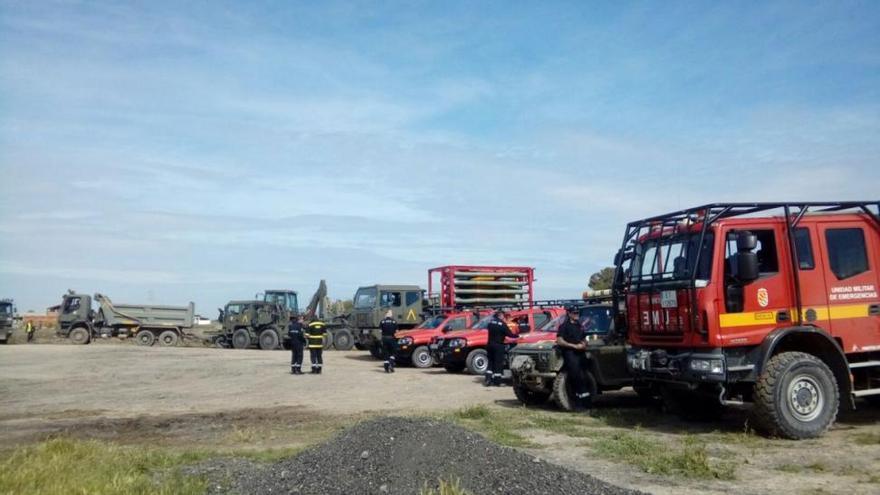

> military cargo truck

[
  {"left": 352, "top": 284, "right": 425, "bottom": 357},
  {"left": 55, "top": 291, "right": 195, "bottom": 346},
  {"left": 215, "top": 281, "right": 356, "bottom": 351},
  {"left": 0, "top": 299, "right": 16, "bottom": 344},
  {"left": 215, "top": 299, "right": 288, "bottom": 350}
]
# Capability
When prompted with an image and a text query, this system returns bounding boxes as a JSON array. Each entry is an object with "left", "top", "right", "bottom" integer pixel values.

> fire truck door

[
  {"left": 790, "top": 226, "right": 831, "bottom": 329},
  {"left": 817, "top": 222, "right": 880, "bottom": 352}
]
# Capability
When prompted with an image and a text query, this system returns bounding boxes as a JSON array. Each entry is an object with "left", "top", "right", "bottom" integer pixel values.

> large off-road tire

[
  {"left": 751, "top": 351, "right": 839, "bottom": 440},
  {"left": 411, "top": 346, "right": 433, "bottom": 368},
  {"left": 333, "top": 329, "right": 354, "bottom": 351},
  {"left": 135, "top": 329, "right": 155, "bottom": 346},
  {"left": 69, "top": 327, "right": 91, "bottom": 345},
  {"left": 157, "top": 330, "right": 179, "bottom": 347},
  {"left": 552, "top": 370, "right": 597, "bottom": 411},
  {"left": 444, "top": 362, "right": 465, "bottom": 373},
  {"left": 513, "top": 379, "right": 551, "bottom": 406},
  {"left": 465, "top": 349, "right": 488, "bottom": 375},
  {"left": 232, "top": 329, "right": 251, "bottom": 350},
  {"left": 258, "top": 328, "right": 280, "bottom": 350}
]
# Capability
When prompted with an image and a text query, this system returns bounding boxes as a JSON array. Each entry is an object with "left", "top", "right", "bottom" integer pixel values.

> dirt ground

[{"left": 1, "top": 343, "right": 879, "bottom": 495}]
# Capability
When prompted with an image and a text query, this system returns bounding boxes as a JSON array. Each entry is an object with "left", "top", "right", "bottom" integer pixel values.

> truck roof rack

[{"left": 613, "top": 201, "right": 880, "bottom": 333}]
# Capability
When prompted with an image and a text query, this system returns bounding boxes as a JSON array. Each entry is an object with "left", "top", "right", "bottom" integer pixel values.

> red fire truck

[{"left": 615, "top": 202, "right": 880, "bottom": 439}]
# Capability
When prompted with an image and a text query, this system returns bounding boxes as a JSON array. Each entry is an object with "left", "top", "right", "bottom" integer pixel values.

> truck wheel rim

[{"left": 788, "top": 374, "right": 823, "bottom": 421}]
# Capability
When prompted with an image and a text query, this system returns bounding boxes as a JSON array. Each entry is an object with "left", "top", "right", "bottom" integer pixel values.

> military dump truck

[
  {"left": 355, "top": 265, "right": 537, "bottom": 358},
  {"left": 508, "top": 296, "right": 635, "bottom": 410},
  {"left": 0, "top": 299, "right": 16, "bottom": 344},
  {"left": 215, "top": 281, "right": 356, "bottom": 351},
  {"left": 55, "top": 291, "right": 195, "bottom": 346}
]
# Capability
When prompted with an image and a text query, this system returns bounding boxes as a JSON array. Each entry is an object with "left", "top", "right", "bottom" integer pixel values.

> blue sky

[{"left": 1, "top": 1, "right": 878, "bottom": 314}]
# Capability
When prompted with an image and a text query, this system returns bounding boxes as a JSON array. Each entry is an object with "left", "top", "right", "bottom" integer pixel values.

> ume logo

[{"left": 757, "top": 288, "right": 769, "bottom": 308}]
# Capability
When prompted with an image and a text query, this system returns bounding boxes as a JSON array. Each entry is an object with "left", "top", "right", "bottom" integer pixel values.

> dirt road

[{"left": 0, "top": 345, "right": 508, "bottom": 420}]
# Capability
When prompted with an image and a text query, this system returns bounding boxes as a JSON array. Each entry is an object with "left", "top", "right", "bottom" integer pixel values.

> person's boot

[
  {"left": 390, "top": 360, "right": 396, "bottom": 373},
  {"left": 291, "top": 367, "right": 296, "bottom": 375},
  {"left": 317, "top": 367, "right": 322, "bottom": 375},
  {"left": 384, "top": 362, "right": 390, "bottom": 373},
  {"left": 484, "top": 373, "right": 492, "bottom": 387},
  {"left": 311, "top": 367, "right": 318, "bottom": 374},
  {"left": 493, "top": 374, "right": 502, "bottom": 387}
]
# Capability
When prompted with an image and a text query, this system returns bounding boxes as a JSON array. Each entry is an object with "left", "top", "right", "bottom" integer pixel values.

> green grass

[
  {"left": 421, "top": 479, "right": 471, "bottom": 495},
  {"left": 450, "top": 405, "right": 535, "bottom": 448},
  {"left": 0, "top": 438, "right": 207, "bottom": 495},
  {"left": 852, "top": 432, "right": 880, "bottom": 445},
  {"left": 592, "top": 432, "right": 736, "bottom": 480}
]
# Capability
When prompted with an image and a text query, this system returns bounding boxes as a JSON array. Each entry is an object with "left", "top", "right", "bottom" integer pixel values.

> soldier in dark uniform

[
  {"left": 288, "top": 316, "right": 306, "bottom": 374},
  {"left": 379, "top": 310, "right": 398, "bottom": 373},
  {"left": 486, "top": 310, "right": 517, "bottom": 386},
  {"left": 306, "top": 319, "right": 327, "bottom": 374},
  {"left": 556, "top": 305, "right": 591, "bottom": 408}
]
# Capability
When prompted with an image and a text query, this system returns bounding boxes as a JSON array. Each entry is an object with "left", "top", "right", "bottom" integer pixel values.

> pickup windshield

[
  {"left": 471, "top": 315, "right": 494, "bottom": 330},
  {"left": 354, "top": 288, "right": 378, "bottom": 309},
  {"left": 630, "top": 233, "right": 714, "bottom": 284},
  {"left": 417, "top": 315, "right": 446, "bottom": 329}
]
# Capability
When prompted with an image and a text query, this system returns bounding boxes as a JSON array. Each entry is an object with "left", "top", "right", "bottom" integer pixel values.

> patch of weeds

[
  {"left": 450, "top": 406, "right": 536, "bottom": 448},
  {"left": 590, "top": 408, "right": 660, "bottom": 428},
  {"left": 860, "top": 474, "right": 880, "bottom": 484},
  {"left": 806, "top": 462, "right": 829, "bottom": 473},
  {"left": 592, "top": 432, "right": 735, "bottom": 480},
  {"left": 454, "top": 405, "right": 491, "bottom": 420},
  {"left": 527, "top": 413, "right": 597, "bottom": 438},
  {"left": 776, "top": 464, "right": 803, "bottom": 473},
  {"left": 852, "top": 432, "right": 880, "bottom": 445},
  {"left": 421, "top": 478, "right": 471, "bottom": 495},
  {"left": 0, "top": 438, "right": 207, "bottom": 495}
]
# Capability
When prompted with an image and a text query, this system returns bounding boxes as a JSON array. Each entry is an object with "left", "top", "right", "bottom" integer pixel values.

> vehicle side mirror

[
  {"left": 672, "top": 256, "right": 688, "bottom": 279},
  {"left": 736, "top": 231, "right": 758, "bottom": 251},
  {"left": 732, "top": 252, "right": 759, "bottom": 283}
]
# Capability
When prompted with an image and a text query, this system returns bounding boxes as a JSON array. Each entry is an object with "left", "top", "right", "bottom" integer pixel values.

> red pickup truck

[
  {"left": 395, "top": 310, "right": 489, "bottom": 368},
  {"left": 432, "top": 307, "right": 565, "bottom": 375}
]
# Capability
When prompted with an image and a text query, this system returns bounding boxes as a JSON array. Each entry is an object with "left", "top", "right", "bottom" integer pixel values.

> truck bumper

[
  {"left": 395, "top": 345, "right": 415, "bottom": 361},
  {"left": 437, "top": 347, "right": 467, "bottom": 366},
  {"left": 627, "top": 348, "right": 728, "bottom": 387}
]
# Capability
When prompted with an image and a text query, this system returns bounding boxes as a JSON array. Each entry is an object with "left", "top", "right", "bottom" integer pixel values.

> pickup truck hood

[{"left": 396, "top": 328, "right": 443, "bottom": 343}]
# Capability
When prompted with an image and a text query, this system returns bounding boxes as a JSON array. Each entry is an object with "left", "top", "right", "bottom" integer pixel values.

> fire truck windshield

[{"left": 630, "top": 233, "right": 714, "bottom": 285}]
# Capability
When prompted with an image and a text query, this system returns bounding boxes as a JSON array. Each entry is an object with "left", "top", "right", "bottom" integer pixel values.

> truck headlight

[
  {"left": 689, "top": 358, "right": 724, "bottom": 374},
  {"left": 398, "top": 337, "right": 413, "bottom": 346},
  {"left": 449, "top": 338, "right": 466, "bottom": 348}
]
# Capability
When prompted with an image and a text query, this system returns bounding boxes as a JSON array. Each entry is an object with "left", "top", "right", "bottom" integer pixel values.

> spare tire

[
  {"left": 259, "top": 328, "right": 280, "bottom": 350},
  {"left": 157, "top": 330, "right": 179, "bottom": 347},
  {"left": 232, "top": 329, "right": 251, "bottom": 349}
]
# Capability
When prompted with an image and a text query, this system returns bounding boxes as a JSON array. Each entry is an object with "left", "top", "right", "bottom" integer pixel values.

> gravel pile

[{"left": 190, "top": 416, "right": 644, "bottom": 495}]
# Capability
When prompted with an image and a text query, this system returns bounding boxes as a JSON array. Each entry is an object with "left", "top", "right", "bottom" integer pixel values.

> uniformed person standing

[
  {"left": 556, "top": 306, "right": 591, "bottom": 408},
  {"left": 288, "top": 316, "right": 306, "bottom": 375},
  {"left": 486, "top": 310, "right": 517, "bottom": 386},
  {"left": 379, "top": 310, "right": 398, "bottom": 373},
  {"left": 25, "top": 320, "right": 35, "bottom": 343},
  {"left": 306, "top": 319, "right": 327, "bottom": 374}
]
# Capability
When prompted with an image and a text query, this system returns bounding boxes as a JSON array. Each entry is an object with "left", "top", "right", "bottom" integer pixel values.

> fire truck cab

[{"left": 616, "top": 202, "right": 880, "bottom": 439}]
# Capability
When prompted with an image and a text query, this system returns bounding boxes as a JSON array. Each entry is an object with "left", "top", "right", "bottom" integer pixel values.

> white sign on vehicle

[{"left": 660, "top": 290, "right": 678, "bottom": 309}]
